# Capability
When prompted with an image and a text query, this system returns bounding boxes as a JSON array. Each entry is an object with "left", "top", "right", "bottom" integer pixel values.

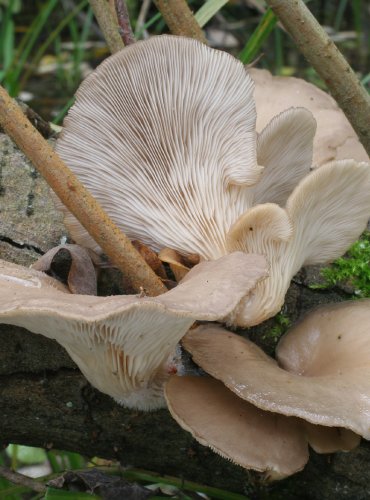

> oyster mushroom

[
  {"left": 55, "top": 35, "right": 262, "bottom": 259},
  {"left": 183, "top": 305, "right": 370, "bottom": 439},
  {"left": 165, "top": 308, "right": 369, "bottom": 478},
  {"left": 0, "top": 252, "right": 267, "bottom": 410},
  {"left": 55, "top": 35, "right": 370, "bottom": 327},
  {"left": 226, "top": 160, "right": 370, "bottom": 326},
  {"left": 250, "top": 68, "right": 369, "bottom": 166}
]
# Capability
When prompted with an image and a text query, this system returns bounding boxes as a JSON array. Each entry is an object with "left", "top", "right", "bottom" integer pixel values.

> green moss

[
  {"left": 317, "top": 231, "right": 370, "bottom": 298},
  {"left": 262, "top": 312, "right": 291, "bottom": 343}
]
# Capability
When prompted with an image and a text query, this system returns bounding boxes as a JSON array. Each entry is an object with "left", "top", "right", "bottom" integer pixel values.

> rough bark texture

[{"left": 1, "top": 133, "right": 370, "bottom": 499}]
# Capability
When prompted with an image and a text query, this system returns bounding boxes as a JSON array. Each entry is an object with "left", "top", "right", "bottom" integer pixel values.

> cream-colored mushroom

[
  {"left": 0, "top": 252, "right": 267, "bottom": 410},
  {"left": 183, "top": 309, "right": 370, "bottom": 439},
  {"left": 165, "top": 375, "right": 309, "bottom": 480},
  {"left": 226, "top": 160, "right": 370, "bottom": 326},
  {"left": 56, "top": 35, "right": 262, "bottom": 260},
  {"left": 55, "top": 35, "right": 370, "bottom": 328},
  {"left": 250, "top": 68, "right": 369, "bottom": 166}
]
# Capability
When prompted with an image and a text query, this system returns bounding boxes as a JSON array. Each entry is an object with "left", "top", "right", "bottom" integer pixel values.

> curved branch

[{"left": 153, "top": 0, "right": 207, "bottom": 43}]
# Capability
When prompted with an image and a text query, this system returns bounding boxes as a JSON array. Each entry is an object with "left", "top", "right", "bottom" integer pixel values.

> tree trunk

[{"left": 1, "top": 133, "right": 369, "bottom": 499}]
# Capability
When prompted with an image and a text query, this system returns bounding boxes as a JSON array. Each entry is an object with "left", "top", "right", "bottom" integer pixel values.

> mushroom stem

[
  {"left": 265, "top": 0, "right": 370, "bottom": 156},
  {"left": 89, "top": 0, "right": 124, "bottom": 53},
  {"left": 0, "top": 84, "right": 167, "bottom": 296},
  {"left": 153, "top": 0, "right": 207, "bottom": 44}
]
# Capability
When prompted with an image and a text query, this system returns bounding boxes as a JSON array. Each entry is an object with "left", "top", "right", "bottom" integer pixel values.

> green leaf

[
  {"left": 239, "top": 8, "right": 278, "bottom": 64},
  {"left": 195, "top": 0, "right": 229, "bottom": 28},
  {"left": 6, "top": 444, "right": 47, "bottom": 465}
]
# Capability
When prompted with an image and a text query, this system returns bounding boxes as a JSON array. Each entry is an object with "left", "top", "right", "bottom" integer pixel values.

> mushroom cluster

[
  {"left": 55, "top": 35, "right": 370, "bottom": 327},
  {"left": 1, "top": 34, "right": 370, "bottom": 482},
  {"left": 166, "top": 300, "right": 370, "bottom": 479},
  {"left": 0, "top": 252, "right": 267, "bottom": 410}
]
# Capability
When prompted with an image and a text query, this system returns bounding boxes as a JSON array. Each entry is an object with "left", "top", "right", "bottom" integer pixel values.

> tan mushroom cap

[
  {"left": 303, "top": 423, "right": 360, "bottom": 454},
  {"left": 0, "top": 252, "right": 267, "bottom": 410},
  {"left": 183, "top": 318, "right": 370, "bottom": 438},
  {"left": 56, "top": 35, "right": 262, "bottom": 260},
  {"left": 165, "top": 376, "right": 308, "bottom": 480},
  {"left": 226, "top": 160, "right": 370, "bottom": 327},
  {"left": 250, "top": 68, "right": 369, "bottom": 165}
]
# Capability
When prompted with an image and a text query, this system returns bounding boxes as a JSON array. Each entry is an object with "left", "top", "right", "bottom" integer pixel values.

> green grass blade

[
  {"left": 6, "top": 0, "right": 59, "bottom": 95},
  {"left": 19, "top": 0, "right": 89, "bottom": 92},
  {"left": 195, "top": 0, "right": 229, "bottom": 28},
  {"left": 239, "top": 8, "right": 278, "bottom": 64}
]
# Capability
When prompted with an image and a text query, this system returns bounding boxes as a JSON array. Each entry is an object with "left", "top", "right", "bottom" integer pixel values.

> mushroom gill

[{"left": 0, "top": 252, "right": 267, "bottom": 410}]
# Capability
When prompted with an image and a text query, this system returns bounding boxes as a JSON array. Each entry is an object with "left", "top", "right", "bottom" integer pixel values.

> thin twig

[
  {"left": 0, "top": 466, "right": 46, "bottom": 493},
  {"left": 0, "top": 85, "right": 167, "bottom": 296},
  {"left": 89, "top": 0, "right": 124, "bottom": 53},
  {"left": 153, "top": 0, "right": 207, "bottom": 44},
  {"left": 265, "top": 0, "right": 370, "bottom": 157},
  {"left": 115, "top": 0, "right": 135, "bottom": 45}
]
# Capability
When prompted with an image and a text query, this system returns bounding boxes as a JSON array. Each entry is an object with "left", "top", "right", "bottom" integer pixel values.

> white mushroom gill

[
  {"left": 0, "top": 252, "right": 267, "bottom": 410},
  {"left": 56, "top": 35, "right": 262, "bottom": 260}
]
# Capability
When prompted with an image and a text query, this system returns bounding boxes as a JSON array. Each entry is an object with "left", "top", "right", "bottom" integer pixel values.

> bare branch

[
  {"left": 89, "top": 0, "right": 124, "bottom": 53},
  {"left": 0, "top": 466, "right": 46, "bottom": 494},
  {"left": 115, "top": 0, "right": 135, "bottom": 46},
  {"left": 153, "top": 0, "right": 207, "bottom": 44}
]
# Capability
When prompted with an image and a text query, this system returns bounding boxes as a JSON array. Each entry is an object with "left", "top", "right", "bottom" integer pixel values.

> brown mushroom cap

[
  {"left": 56, "top": 35, "right": 262, "bottom": 260},
  {"left": 183, "top": 317, "right": 370, "bottom": 438},
  {"left": 0, "top": 252, "right": 267, "bottom": 409},
  {"left": 302, "top": 422, "right": 360, "bottom": 454},
  {"left": 165, "top": 375, "right": 308, "bottom": 480},
  {"left": 31, "top": 244, "right": 97, "bottom": 295},
  {"left": 250, "top": 68, "right": 369, "bottom": 166}
]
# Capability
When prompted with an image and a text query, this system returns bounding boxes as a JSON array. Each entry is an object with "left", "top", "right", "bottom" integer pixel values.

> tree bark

[{"left": 1, "top": 133, "right": 370, "bottom": 498}]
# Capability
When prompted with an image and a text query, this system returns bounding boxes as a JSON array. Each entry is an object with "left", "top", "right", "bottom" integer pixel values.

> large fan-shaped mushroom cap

[
  {"left": 183, "top": 311, "right": 370, "bottom": 438},
  {"left": 0, "top": 252, "right": 267, "bottom": 410},
  {"left": 56, "top": 35, "right": 261, "bottom": 260}
]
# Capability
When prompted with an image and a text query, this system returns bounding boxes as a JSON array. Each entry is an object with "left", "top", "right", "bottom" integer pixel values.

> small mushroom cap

[
  {"left": 0, "top": 252, "right": 267, "bottom": 409},
  {"left": 250, "top": 68, "right": 369, "bottom": 165},
  {"left": 56, "top": 35, "right": 261, "bottom": 260},
  {"left": 254, "top": 107, "right": 316, "bottom": 207},
  {"left": 183, "top": 319, "right": 370, "bottom": 438},
  {"left": 303, "top": 422, "right": 360, "bottom": 454},
  {"left": 165, "top": 375, "right": 308, "bottom": 480}
]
